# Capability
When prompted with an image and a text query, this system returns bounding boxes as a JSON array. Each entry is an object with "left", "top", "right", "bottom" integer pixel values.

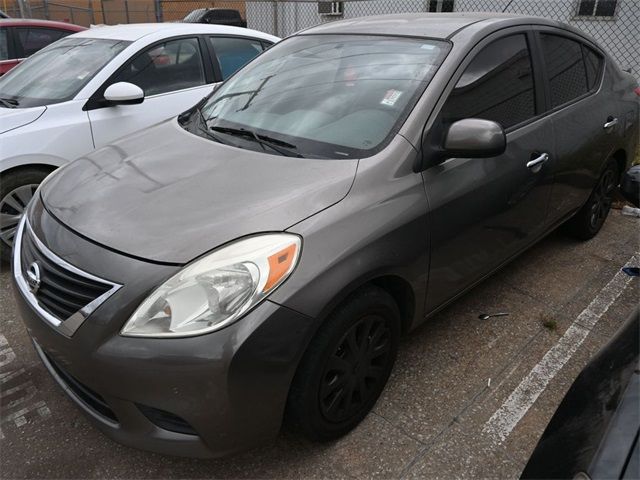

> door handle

[
  {"left": 526, "top": 153, "right": 549, "bottom": 170},
  {"left": 603, "top": 118, "right": 619, "bottom": 129}
]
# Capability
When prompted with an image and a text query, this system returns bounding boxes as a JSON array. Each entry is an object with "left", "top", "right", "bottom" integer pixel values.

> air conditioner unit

[{"left": 318, "top": 1, "right": 344, "bottom": 16}]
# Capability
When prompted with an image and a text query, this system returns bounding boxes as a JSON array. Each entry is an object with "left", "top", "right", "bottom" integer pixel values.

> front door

[
  {"left": 87, "top": 37, "right": 215, "bottom": 148},
  {"left": 423, "top": 31, "right": 554, "bottom": 311}
]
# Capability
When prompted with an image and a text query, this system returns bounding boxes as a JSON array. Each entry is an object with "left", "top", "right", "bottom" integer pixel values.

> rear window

[
  {"left": 183, "top": 9, "right": 205, "bottom": 22},
  {"left": 15, "top": 27, "right": 71, "bottom": 57}
]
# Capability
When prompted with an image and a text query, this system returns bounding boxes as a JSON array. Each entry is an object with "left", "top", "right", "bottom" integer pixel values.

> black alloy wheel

[
  {"left": 565, "top": 160, "right": 619, "bottom": 240},
  {"left": 286, "top": 286, "right": 400, "bottom": 441},
  {"left": 589, "top": 166, "right": 616, "bottom": 231},
  {"left": 319, "top": 314, "right": 392, "bottom": 423}
]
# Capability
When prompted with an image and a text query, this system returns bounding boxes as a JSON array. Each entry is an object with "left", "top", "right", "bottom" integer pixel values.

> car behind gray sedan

[{"left": 11, "top": 13, "right": 639, "bottom": 457}]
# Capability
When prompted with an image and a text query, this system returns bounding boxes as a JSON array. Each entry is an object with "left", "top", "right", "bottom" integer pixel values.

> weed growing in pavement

[{"left": 541, "top": 314, "right": 558, "bottom": 332}]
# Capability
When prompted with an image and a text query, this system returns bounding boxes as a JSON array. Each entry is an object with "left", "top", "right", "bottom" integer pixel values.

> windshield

[
  {"left": 0, "top": 37, "right": 130, "bottom": 108},
  {"left": 193, "top": 34, "right": 449, "bottom": 159}
]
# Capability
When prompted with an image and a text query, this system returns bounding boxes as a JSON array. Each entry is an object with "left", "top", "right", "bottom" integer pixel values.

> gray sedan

[{"left": 11, "top": 13, "right": 639, "bottom": 457}]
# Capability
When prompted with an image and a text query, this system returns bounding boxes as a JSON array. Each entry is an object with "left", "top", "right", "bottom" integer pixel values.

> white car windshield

[
  {"left": 195, "top": 34, "right": 450, "bottom": 159},
  {"left": 0, "top": 37, "right": 130, "bottom": 108}
]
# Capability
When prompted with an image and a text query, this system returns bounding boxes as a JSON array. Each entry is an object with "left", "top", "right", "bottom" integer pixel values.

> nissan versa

[{"left": 11, "top": 14, "right": 639, "bottom": 457}]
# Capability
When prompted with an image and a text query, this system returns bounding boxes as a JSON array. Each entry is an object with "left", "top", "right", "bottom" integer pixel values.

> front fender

[{"left": 271, "top": 136, "right": 429, "bottom": 334}]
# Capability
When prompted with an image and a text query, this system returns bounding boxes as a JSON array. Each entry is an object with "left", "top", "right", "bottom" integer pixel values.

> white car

[{"left": 0, "top": 23, "right": 278, "bottom": 259}]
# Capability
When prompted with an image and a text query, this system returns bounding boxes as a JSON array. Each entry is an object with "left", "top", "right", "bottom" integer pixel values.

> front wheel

[
  {"left": 0, "top": 168, "right": 52, "bottom": 262},
  {"left": 286, "top": 286, "right": 400, "bottom": 441},
  {"left": 564, "top": 160, "right": 618, "bottom": 241}
]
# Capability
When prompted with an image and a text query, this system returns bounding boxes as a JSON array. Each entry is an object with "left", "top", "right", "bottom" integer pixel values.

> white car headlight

[{"left": 121, "top": 234, "right": 301, "bottom": 338}]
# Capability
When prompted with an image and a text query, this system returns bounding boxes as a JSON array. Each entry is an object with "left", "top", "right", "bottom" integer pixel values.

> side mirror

[
  {"left": 443, "top": 118, "right": 506, "bottom": 159},
  {"left": 103, "top": 82, "right": 144, "bottom": 106},
  {"left": 621, "top": 165, "right": 640, "bottom": 207}
]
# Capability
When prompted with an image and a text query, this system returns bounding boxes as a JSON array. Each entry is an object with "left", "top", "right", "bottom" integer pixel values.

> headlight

[{"left": 121, "top": 234, "right": 301, "bottom": 338}]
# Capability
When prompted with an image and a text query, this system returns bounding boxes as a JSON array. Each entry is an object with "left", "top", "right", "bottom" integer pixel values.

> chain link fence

[{"left": 5, "top": 0, "right": 638, "bottom": 75}]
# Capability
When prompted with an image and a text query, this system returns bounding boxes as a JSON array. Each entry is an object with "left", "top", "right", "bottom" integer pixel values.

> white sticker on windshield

[
  {"left": 381, "top": 89, "right": 403, "bottom": 106},
  {"left": 421, "top": 44, "right": 436, "bottom": 50}
]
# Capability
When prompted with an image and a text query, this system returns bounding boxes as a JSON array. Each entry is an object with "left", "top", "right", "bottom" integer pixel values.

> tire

[
  {"left": 564, "top": 160, "right": 619, "bottom": 241},
  {"left": 0, "top": 168, "right": 52, "bottom": 263},
  {"left": 286, "top": 285, "right": 401, "bottom": 441}
]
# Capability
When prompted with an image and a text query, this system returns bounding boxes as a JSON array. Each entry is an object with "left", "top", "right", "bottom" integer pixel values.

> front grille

[
  {"left": 45, "top": 352, "right": 118, "bottom": 423},
  {"left": 18, "top": 224, "right": 117, "bottom": 323},
  {"left": 137, "top": 404, "right": 198, "bottom": 435}
]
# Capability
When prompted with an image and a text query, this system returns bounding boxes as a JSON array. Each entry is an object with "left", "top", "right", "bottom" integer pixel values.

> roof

[
  {"left": 300, "top": 12, "right": 552, "bottom": 39},
  {"left": 0, "top": 18, "right": 85, "bottom": 30},
  {"left": 72, "top": 22, "right": 278, "bottom": 43}
]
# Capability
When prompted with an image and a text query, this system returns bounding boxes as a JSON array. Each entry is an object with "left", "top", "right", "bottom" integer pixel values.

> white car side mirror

[{"left": 104, "top": 82, "right": 145, "bottom": 105}]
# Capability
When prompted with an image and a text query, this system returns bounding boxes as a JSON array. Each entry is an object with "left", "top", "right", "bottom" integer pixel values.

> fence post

[
  {"left": 16, "top": 0, "right": 32, "bottom": 17},
  {"left": 154, "top": 0, "right": 163, "bottom": 22},
  {"left": 44, "top": 0, "right": 50, "bottom": 19},
  {"left": 124, "top": 0, "right": 130, "bottom": 23},
  {"left": 89, "top": 0, "right": 95, "bottom": 24},
  {"left": 272, "top": 1, "right": 278, "bottom": 37}
]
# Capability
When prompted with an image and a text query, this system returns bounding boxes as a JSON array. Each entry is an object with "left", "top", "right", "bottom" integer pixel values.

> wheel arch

[
  {"left": 610, "top": 148, "right": 628, "bottom": 182},
  {"left": 1, "top": 162, "right": 59, "bottom": 178},
  {"left": 369, "top": 275, "right": 416, "bottom": 334},
  {"left": 1, "top": 154, "right": 66, "bottom": 175}
]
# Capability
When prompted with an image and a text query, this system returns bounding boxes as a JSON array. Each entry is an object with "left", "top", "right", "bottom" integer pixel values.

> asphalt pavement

[{"left": 1, "top": 210, "right": 638, "bottom": 479}]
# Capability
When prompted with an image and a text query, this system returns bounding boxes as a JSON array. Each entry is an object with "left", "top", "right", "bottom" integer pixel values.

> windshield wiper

[
  {"left": 0, "top": 97, "right": 18, "bottom": 108},
  {"left": 194, "top": 108, "right": 231, "bottom": 146},
  {"left": 209, "top": 126, "right": 304, "bottom": 158}
]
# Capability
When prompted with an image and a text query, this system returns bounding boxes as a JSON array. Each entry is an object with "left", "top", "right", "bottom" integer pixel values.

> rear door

[
  {"left": 535, "top": 29, "right": 617, "bottom": 222},
  {"left": 422, "top": 28, "right": 555, "bottom": 311},
  {"left": 86, "top": 36, "right": 216, "bottom": 148}
]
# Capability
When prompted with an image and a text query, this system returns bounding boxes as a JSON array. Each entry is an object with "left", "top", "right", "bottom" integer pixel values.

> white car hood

[{"left": 0, "top": 106, "right": 46, "bottom": 134}]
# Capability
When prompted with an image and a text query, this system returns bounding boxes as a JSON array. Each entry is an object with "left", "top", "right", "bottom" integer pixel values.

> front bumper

[{"left": 12, "top": 202, "right": 315, "bottom": 458}]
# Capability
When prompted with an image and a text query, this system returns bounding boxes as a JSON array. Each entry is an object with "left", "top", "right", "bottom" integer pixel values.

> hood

[
  {"left": 0, "top": 106, "right": 46, "bottom": 134},
  {"left": 41, "top": 119, "right": 358, "bottom": 264}
]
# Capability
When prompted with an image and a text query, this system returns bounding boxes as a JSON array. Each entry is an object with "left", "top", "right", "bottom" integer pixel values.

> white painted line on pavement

[{"left": 483, "top": 253, "right": 638, "bottom": 444}]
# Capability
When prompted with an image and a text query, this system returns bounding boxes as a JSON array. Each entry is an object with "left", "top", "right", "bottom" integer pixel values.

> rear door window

[
  {"left": 440, "top": 33, "right": 536, "bottom": 130},
  {"left": 539, "top": 34, "right": 590, "bottom": 108},
  {"left": 208, "top": 36, "right": 264, "bottom": 79},
  {"left": 15, "top": 27, "right": 70, "bottom": 57}
]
